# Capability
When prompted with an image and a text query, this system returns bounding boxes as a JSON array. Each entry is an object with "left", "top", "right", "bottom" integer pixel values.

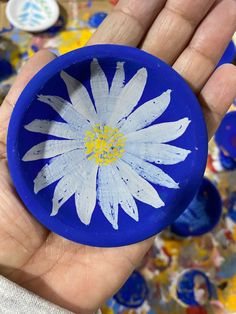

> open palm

[{"left": 0, "top": 0, "right": 236, "bottom": 313}]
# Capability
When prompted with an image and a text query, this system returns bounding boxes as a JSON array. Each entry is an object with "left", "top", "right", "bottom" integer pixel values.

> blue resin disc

[
  {"left": 114, "top": 271, "right": 148, "bottom": 308},
  {"left": 171, "top": 178, "right": 222, "bottom": 237},
  {"left": 7, "top": 45, "right": 208, "bottom": 247},
  {"left": 176, "top": 270, "right": 212, "bottom": 306}
]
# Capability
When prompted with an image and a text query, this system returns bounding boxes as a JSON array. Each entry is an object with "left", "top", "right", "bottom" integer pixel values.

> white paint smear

[
  {"left": 116, "top": 159, "right": 164, "bottom": 208},
  {"left": 122, "top": 152, "right": 179, "bottom": 189},
  {"left": 109, "top": 68, "right": 147, "bottom": 126},
  {"left": 126, "top": 118, "right": 191, "bottom": 144},
  {"left": 90, "top": 58, "right": 109, "bottom": 123},
  {"left": 119, "top": 89, "right": 172, "bottom": 134},
  {"left": 126, "top": 143, "right": 191, "bottom": 165},
  {"left": 22, "top": 139, "right": 83, "bottom": 161},
  {"left": 61, "top": 71, "right": 97, "bottom": 124}
]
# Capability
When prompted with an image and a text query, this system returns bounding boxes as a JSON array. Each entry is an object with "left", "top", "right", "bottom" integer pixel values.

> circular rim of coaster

[
  {"left": 174, "top": 269, "right": 212, "bottom": 307},
  {"left": 7, "top": 44, "right": 208, "bottom": 247}
]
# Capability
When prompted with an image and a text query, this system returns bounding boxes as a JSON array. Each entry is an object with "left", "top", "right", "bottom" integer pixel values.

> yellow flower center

[{"left": 84, "top": 124, "right": 126, "bottom": 166}]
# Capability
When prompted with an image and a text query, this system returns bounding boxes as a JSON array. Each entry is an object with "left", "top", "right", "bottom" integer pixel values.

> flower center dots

[{"left": 84, "top": 124, "right": 126, "bottom": 165}]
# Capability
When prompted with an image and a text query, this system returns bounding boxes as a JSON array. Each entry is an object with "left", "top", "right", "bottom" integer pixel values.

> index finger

[{"left": 88, "top": 0, "right": 166, "bottom": 46}]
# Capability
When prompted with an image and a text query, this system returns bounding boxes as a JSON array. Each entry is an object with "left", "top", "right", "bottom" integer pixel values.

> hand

[{"left": 0, "top": 1, "right": 235, "bottom": 313}]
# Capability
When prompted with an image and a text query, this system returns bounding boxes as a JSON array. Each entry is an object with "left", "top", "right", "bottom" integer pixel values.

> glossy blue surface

[
  {"left": 176, "top": 270, "right": 212, "bottom": 306},
  {"left": 215, "top": 111, "right": 236, "bottom": 159},
  {"left": 114, "top": 271, "right": 148, "bottom": 308},
  {"left": 88, "top": 12, "right": 107, "bottom": 28},
  {"left": 7, "top": 45, "right": 208, "bottom": 247},
  {"left": 219, "top": 150, "right": 236, "bottom": 171},
  {"left": 171, "top": 178, "right": 222, "bottom": 237}
]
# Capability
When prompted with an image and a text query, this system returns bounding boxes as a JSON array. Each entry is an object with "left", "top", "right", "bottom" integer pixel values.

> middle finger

[{"left": 141, "top": 0, "right": 216, "bottom": 64}]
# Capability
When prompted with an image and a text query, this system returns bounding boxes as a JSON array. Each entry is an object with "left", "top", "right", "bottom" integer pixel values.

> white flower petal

[
  {"left": 34, "top": 150, "right": 85, "bottom": 194},
  {"left": 116, "top": 160, "right": 164, "bottom": 208},
  {"left": 104, "top": 62, "right": 125, "bottom": 123},
  {"left": 37, "top": 95, "right": 90, "bottom": 131},
  {"left": 109, "top": 68, "right": 148, "bottom": 126},
  {"left": 90, "top": 59, "right": 109, "bottom": 122},
  {"left": 122, "top": 152, "right": 179, "bottom": 189},
  {"left": 126, "top": 143, "right": 191, "bottom": 165},
  {"left": 24, "top": 119, "right": 83, "bottom": 139},
  {"left": 126, "top": 118, "right": 191, "bottom": 144},
  {"left": 50, "top": 158, "right": 91, "bottom": 216},
  {"left": 110, "top": 62, "right": 125, "bottom": 98},
  {"left": 111, "top": 165, "right": 139, "bottom": 221},
  {"left": 51, "top": 172, "right": 77, "bottom": 216},
  {"left": 60, "top": 71, "right": 97, "bottom": 123},
  {"left": 22, "top": 140, "right": 83, "bottom": 161},
  {"left": 75, "top": 162, "right": 98, "bottom": 225},
  {"left": 97, "top": 166, "right": 118, "bottom": 229},
  {"left": 118, "top": 89, "right": 172, "bottom": 133}
]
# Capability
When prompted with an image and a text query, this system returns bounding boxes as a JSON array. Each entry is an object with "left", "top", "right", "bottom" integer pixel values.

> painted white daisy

[{"left": 22, "top": 59, "right": 191, "bottom": 230}]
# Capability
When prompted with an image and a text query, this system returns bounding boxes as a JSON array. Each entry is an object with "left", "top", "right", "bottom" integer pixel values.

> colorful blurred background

[{"left": 0, "top": 1, "right": 236, "bottom": 313}]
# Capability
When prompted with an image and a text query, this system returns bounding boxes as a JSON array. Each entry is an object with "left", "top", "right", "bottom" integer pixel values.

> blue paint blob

[
  {"left": 88, "top": 12, "right": 107, "bottom": 28},
  {"left": 31, "top": 45, "right": 39, "bottom": 53},
  {"left": 0, "top": 58, "right": 14, "bottom": 81},
  {"left": 217, "top": 40, "right": 235, "bottom": 67},
  {"left": 176, "top": 270, "right": 212, "bottom": 306},
  {"left": 87, "top": 0, "right": 93, "bottom": 8},
  {"left": 227, "top": 192, "right": 236, "bottom": 222},
  {"left": 0, "top": 25, "right": 14, "bottom": 35},
  {"left": 219, "top": 150, "right": 236, "bottom": 171},
  {"left": 20, "top": 51, "right": 29, "bottom": 60},
  {"left": 171, "top": 178, "right": 222, "bottom": 236},
  {"left": 114, "top": 271, "right": 148, "bottom": 308},
  {"left": 215, "top": 112, "right": 236, "bottom": 159}
]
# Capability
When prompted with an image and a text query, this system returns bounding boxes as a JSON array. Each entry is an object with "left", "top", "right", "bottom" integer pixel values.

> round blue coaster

[
  {"left": 113, "top": 271, "right": 148, "bottom": 308},
  {"left": 217, "top": 40, "right": 235, "bottom": 67},
  {"left": 171, "top": 178, "right": 222, "bottom": 237},
  {"left": 215, "top": 111, "right": 236, "bottom": 159},
  {"left": 7, "top": 44, "right": 208, "bottom": 247},
  {"left": 176, "top": 270, "right": 212, "bottom": 306}
]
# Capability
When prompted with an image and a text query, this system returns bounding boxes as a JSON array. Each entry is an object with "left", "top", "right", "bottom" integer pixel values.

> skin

[{"left": 0, "top": 0, "right": 235, "bottom": 313}]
